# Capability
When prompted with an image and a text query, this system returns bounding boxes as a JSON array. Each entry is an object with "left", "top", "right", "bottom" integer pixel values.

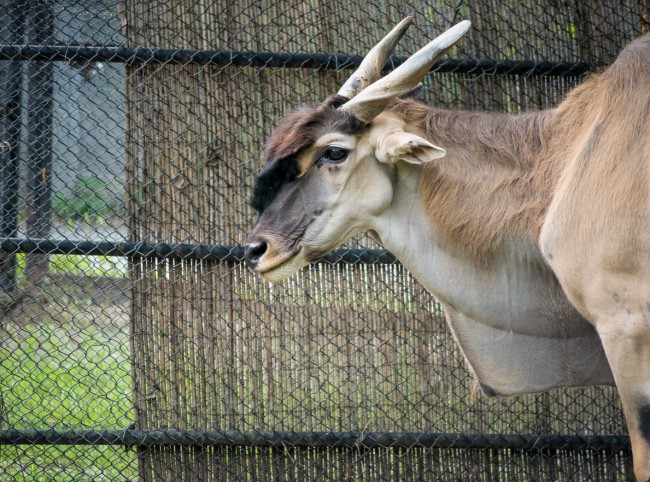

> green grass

[
  {"left": 48, "top": 255, "right": 127, "bottom": 279},
  {"left": 15, "top": 253, "right": 127, "bottom": 283},
  {"left": 0, "top": 318, "right": 137, "bottom": 481}
]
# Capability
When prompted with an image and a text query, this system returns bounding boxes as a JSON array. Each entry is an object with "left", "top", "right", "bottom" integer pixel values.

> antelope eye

[{"left": 321, "top": 147, "right": 348, "bottom": 163}]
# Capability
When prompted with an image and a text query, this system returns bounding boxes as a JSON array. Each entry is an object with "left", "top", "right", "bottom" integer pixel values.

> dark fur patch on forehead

[{"left": 250, "top": 95, "right": 365, "bottom": 213}]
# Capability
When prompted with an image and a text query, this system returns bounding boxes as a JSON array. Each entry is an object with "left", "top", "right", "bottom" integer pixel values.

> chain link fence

[{"left": 0, "top": 0, "right": 646, "bottom": 480}]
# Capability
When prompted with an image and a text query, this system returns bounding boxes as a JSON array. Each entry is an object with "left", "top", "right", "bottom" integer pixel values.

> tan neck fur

[
  {"left": 390, "top": 99, "right": 560, "bottom": 264},
  {"left": 389, "top": 32, "right": 648, "bottom": 266}
]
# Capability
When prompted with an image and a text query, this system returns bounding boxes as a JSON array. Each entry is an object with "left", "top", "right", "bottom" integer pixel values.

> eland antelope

[{"left": 245, "top": 18, "right": 650, "bottom": 479}]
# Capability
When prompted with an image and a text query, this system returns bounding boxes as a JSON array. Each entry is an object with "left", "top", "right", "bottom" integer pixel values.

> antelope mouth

[{"left": 257, "top": 248, "right": 308, "bottom": 282}]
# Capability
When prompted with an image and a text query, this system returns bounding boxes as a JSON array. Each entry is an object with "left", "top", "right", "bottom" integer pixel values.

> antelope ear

[{"left": 376, "top": 131, "right": 446, "bottom": 165}]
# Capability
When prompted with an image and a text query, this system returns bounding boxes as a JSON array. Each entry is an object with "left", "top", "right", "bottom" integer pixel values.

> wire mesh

[{"left": 0, "top": 0, "right": 646, "bottom": 480}]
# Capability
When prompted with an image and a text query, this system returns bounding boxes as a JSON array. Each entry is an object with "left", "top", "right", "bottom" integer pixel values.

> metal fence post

[
  {"left": 0, "top": 0, "right": 24, "bottom": 299},
  {"left": 24, "top": 0, "right": 54, "bottom": 286}
]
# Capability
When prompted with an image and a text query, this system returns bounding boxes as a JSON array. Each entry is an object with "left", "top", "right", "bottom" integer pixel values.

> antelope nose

[{"left": 245, "top": 240, "right": 268, "bottom": 268}]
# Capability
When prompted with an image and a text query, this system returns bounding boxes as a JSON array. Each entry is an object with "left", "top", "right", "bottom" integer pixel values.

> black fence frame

[{"left": 0, "top": 428, "right": 632, "bottom": 452}]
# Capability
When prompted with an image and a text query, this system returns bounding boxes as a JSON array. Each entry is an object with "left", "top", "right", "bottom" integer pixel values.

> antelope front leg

[{"left": 596, "top": 305, "right": 650, "bottom": 482}]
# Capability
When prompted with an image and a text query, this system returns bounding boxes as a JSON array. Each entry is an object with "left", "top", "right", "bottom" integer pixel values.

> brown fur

[
  {"left": 393, "top": 101, "right": 554, "bottom": 263},
  {"left": 537, "top": 36, "right": 650, "bottom": 480},
  {"left": 261, "top": 95, "right": 360, "bottom": 172},
  {"left": 546, "top": 34, "right": 650, "bottom": 270},
  {"left": 389, "top": 34, "right": 650, "bottom": 264}
]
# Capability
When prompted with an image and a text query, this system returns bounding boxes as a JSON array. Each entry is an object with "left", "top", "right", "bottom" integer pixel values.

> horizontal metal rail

[
  {"left": 0, "top": 45, "right": 595, "bottom": 76},
  {"left": 0, "top": 429, "right": 631, "bottom": 452},
  {"left": 0, "top": 237, "right": 397, "bottom": 264}
]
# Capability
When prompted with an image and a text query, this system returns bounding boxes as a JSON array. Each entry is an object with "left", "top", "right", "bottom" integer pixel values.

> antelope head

[{"left": 246, "top": 19, "right": 471, "bottom": 281}]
